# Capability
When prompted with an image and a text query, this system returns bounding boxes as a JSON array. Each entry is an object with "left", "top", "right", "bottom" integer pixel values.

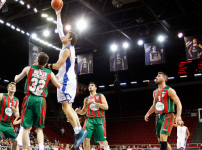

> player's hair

[
  {"left": 89, "top": 82, "right": 97, "bottom": 88},
  {"left": 38, "top": 52, "right": 49, "bottom": 66},
  {"left": 69, "top": 31, "right": 78, "bottom": 46},
  {"left": 158, "top": 72, "right": 168, "bottom": 82},
  {"left": 7, "top": 82, "right": 16, "bottom": 89}
]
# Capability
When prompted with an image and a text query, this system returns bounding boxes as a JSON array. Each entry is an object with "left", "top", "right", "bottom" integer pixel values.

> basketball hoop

[{"left": 0, "top": 0, "right": 6, "bottom": 10}]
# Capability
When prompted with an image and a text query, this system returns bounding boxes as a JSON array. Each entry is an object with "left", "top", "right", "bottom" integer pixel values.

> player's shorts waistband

[{"left": 156, "top": 112, "right": 174, "bottom": 116}]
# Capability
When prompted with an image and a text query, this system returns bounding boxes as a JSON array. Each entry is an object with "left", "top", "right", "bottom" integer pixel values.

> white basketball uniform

[
  {"left": 57, "top": 45, "right": 77, "bottom": 103},
  {"left": 177, "top": 126, "right": 187, "bottom": 149},
  {"left": 17, "top": 125, "right": 30, "bottom": 146}
]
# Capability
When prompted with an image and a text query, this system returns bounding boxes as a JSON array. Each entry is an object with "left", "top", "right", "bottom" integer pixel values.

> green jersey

[
  {"left": 24, "top": 65, "right": 51, "bottom": 97},
  {"left": 85, "top": 93, "right": 105, "bottom": 118},
  {"left": 0, "top": 93, "right": 19, "bottom": 123},
  {"left": 154, "top": 86, "right": 175, "bottom": 114}
]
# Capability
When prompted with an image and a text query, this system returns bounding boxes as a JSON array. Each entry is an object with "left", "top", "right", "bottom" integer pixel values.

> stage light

[
  {"left": 21, "top": 30, "right": 25, "bottom": 34},
  {"left": 47, "top": 17, "right": 53, "bottom": 21},
  {"left": 194, "top": 73, "right": 202, "bottom": 77},
  {"left": 76, "top": 19, "right": 87, "bottom": 31},
  {"left": 111, "top": 44, "right": 117, "bottom": 51},
  {"left": 47, "top": 43, "right": 52, "bottom": 47},
  {"left": 6, "top": 23, "right": 11, "bottom": 27},
  {"left": 31, "top": 33, "right": 37, "bottom": 39},
  {"left": 143, "top": 80, "right": 149, "bottom": 83},
  {"left": 27, "top": 4, "right": 30, "bottom": 9},
  {"left": 168, "top": 77, "right": 174, "bottom": 79},
  {"left": 4, "top": 79, "right": 9, "bottom": 83},
  {"left": 43, "top": 30, "right": 50, "bottom": 37},
  {"left": 11, "top": 25, "right": 15, "bottom": 30},
  {"left": 41, "top": 14, "right": 48, "bottom": 17},
  {"left": 55, "top": 29, "right": 58, "bottom": 33},
  {"left": 180, "top": 75, "right": 187, "bottom": 78},
  {"left": 65, "top": 25, "right": 71, "bottom": 31},
  {"left": 178, "top": 32, "right": 183, "bottom": 38},
  {"left": 33, "top": 8, "right": 37, "bottom": 13},
  {"left": 138, "top": 40, "right": 143, "bottom": 45},
  {"left": 19, "top": 0, "right": 25, "bottom": 5},
  {"left": 131, "top": 81, "right": 137, "bottom": 84},
  {"left": 158, "top": 35, "right": 165, "bottom": 42},
  {"left": 120, "top": 83, "right": 126, "bottom": 85},
  {"left": 16, "top": 28, "right": 20, "bottom": 32},
  {"left": 123, "top": 42, "right": 129, "bottom": 49},
  {"left": 0, "top": 19, "right": 4, "bottom": 24},
  {"left": 26, "top": 32, "right": 30, "bottom": 36},
  {"left": 109, "top": 84, "right": 114, "bottom": 87},
  {"left": 99, "top": 85, "right": 105, "bottom": 88},
  {"left": 15, "top": 0, "right": 18, "bottom": 1}
]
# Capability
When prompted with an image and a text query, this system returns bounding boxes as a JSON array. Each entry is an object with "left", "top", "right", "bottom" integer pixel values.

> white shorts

[
  {"left": 177, "top": 138, "right": 186, "bottom": 149},
  {"left": 57, "top": 79, "right": 77, "bottom": 103},
  {"left": 17, "top": 127, "right": 30, "bottom": 146}
]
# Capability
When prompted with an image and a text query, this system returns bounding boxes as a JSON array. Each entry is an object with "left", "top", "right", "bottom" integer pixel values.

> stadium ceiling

[{"left": 1, "top": 0, "right": 202, "bottom": 86}]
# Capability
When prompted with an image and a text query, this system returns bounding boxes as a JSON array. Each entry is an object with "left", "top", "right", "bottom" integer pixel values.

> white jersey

[
  {"left": 57, "top": 45, "right": 76, "bottom": 83},
  {"left": 177, "top": 126, "right": 187, "bottom": 139}
]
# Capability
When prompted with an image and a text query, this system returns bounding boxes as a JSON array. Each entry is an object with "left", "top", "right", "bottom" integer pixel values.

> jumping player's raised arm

[
  {"left": 56, "top": 8, "right": 65, "bottom": 40},
  {"left": 50, "top": 72, "right": 61, "bottom": 89},
  {"left": 145, "top": 91, "right": 156, "bottom": 122},
  {"left": 75, "top": 99, "right": 88, "bottom": 115},
  {"left": 15, "top": 66, "right": 30, "bottom": 83},
  {"left": 168, "top": 88, "right": 182, "bottom": 124}
]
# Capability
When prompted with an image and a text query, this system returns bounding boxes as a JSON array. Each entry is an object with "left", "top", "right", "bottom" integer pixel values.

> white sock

[
  {"left": 104, "top": 145, "right": 110, "bottom": 150},
  {"left": 74, "top": 127, "right": 79, "bottom": 134},
  {"left": 78, "top": 126, "right": 82, "bottom": 130},
  {"left": 39, "top": 143, "right": 44, "bottom": 150}
]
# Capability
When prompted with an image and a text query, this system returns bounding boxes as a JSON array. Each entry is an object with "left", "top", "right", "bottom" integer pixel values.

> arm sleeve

[{"left": 57, "top": 18, "right": 65, "bottom": 38}]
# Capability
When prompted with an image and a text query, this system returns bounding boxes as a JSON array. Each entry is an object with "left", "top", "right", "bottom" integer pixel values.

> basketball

[{"left": 51, "top": 0, "right": 63, "bottom": 10}]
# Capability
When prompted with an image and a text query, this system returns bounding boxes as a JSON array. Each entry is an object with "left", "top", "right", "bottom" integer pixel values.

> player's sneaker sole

[{"left": 74, "top": 130, "right": 87, "bottom": 148}]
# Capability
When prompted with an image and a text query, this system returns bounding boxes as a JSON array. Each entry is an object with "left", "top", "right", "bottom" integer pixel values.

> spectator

[
  {"left": 132, "top": 145, "right": 136, "bottom": 149},
  {"left": 65, "top": 144, "right": 70, "bottom": 150},
  {"left": 136, "top": 145, "right": 139, "bottom": 148},
  {"left": 60, "top": 127, "right": 65, "bottom": 137},
  {"left": 54, "top": 138, "right": 57, "bottom": 143},
  {"left": 53, "top": 143, "right": 59, "bottom": 150},
  {"left": 79, "top": 144, "right": 83, "bottom": 150},
  {"left": 127, "top": 146, "right": 132, "bottom": 150},
  {"left": 45, "top": 142, "right": 50, "bottom": 149},
  {"left": 97, "top": 145, "right": 103, "bottom": 150},
  {"left": 91, "top": 145, "right": 96, "bottom": 150},
  {"left": 60, "top": 144, "right": 65, "bottom": 150},
  {"left": 15, "top": 126, "right": 19, "bottom": 133},
  {"left": 30, "top": 140, "right": 34, "bottom": 147},
  {"left": 70, "top": 144, "right": 76, "bottom": 150},
  {"left": 153, "top": 146, "right": 157, "bottom": 148},
  {"left": 1, "top": 133, "right": 5, "bottom": 139}
]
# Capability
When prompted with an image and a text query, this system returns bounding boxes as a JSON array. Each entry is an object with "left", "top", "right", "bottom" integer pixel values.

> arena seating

[{"left": 42, "top": 116, "right": 198, "bottom": 145}]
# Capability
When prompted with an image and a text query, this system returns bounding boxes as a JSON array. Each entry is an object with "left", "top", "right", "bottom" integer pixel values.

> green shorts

[
  {"left": 83, "top": 117, "right": 106, "bottom": 143},
  {"left": 156, "top": 113, "right": 174, "bottom": 138},
  {"left": 21, "top": 94, "right": 47, "bottom": 128},
  {"left": 0, "top": 121, "right": 17, "bottom": 139}
]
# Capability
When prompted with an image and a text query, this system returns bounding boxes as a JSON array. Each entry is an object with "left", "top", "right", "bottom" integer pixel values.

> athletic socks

[
  {"left": 104, "top": 145, "right": 110, "bottom": 150},
  {"left": 74, "top": 127, "right": 79, "bottom": 134},
  {"left": 78, "top": 126, "right": 82, "bottom": 131},
  {"left": 39, "top": 143, "right": 44, "bottom": 150},
  {"left": 160, "top": 141, "right": 167, "bottom": 150}
]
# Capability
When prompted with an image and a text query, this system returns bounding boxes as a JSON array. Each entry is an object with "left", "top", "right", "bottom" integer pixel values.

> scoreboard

[{"left": 178, "top": 60, "right": 202, "bottom": 75}]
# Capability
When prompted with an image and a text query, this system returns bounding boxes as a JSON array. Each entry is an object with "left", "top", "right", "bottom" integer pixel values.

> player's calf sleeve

[{"left": 160, "top": 141, "right": 167, "bottom": 150}]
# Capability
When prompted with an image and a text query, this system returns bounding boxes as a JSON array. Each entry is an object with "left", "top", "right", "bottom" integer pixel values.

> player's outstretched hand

[
  {"left": 144, "top": 113, "right": 149, "bottom": 122},
  {"left": 75, "top": 107, "right": 81, "bottom": 114},
  {"left": 175, "top": 115, "right": 182, "bottom": 125},
  {"left": 55, "top": 7, "right": 62, "bottom": 15}
]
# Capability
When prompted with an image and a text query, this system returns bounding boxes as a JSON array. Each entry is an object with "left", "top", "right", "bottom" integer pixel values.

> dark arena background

[{"left": 0, "top": 0, "right": 202, "bottom": 150}]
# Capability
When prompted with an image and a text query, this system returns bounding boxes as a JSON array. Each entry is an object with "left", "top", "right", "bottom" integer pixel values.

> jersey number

[{"left": 29, "top": 78, "right": 46, "bottom": 95}]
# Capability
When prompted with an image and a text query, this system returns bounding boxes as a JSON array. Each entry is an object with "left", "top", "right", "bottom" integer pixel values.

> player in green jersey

[
  {"left": 75, "top": 82, "right": 110, "bottom": 150},
  {"left": 0, "top": 82, "right": 20, "bottom": 150},
  {"left": 145, "top": 72, "right": 182, "bottom": 150},
  {"left": 14, "top": 52, "right": 61, "bottom": 150}
]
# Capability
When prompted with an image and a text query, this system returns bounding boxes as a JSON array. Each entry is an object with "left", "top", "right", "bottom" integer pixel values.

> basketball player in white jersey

[
  {"left": 13, "top": 117, "right": 32, "bottom": 150},
  {"left": 45, "top": 7, "right": 87, "bottom": 148},
  {"left": 173, "top": 121, "right": 190, "bottom": 150}
]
